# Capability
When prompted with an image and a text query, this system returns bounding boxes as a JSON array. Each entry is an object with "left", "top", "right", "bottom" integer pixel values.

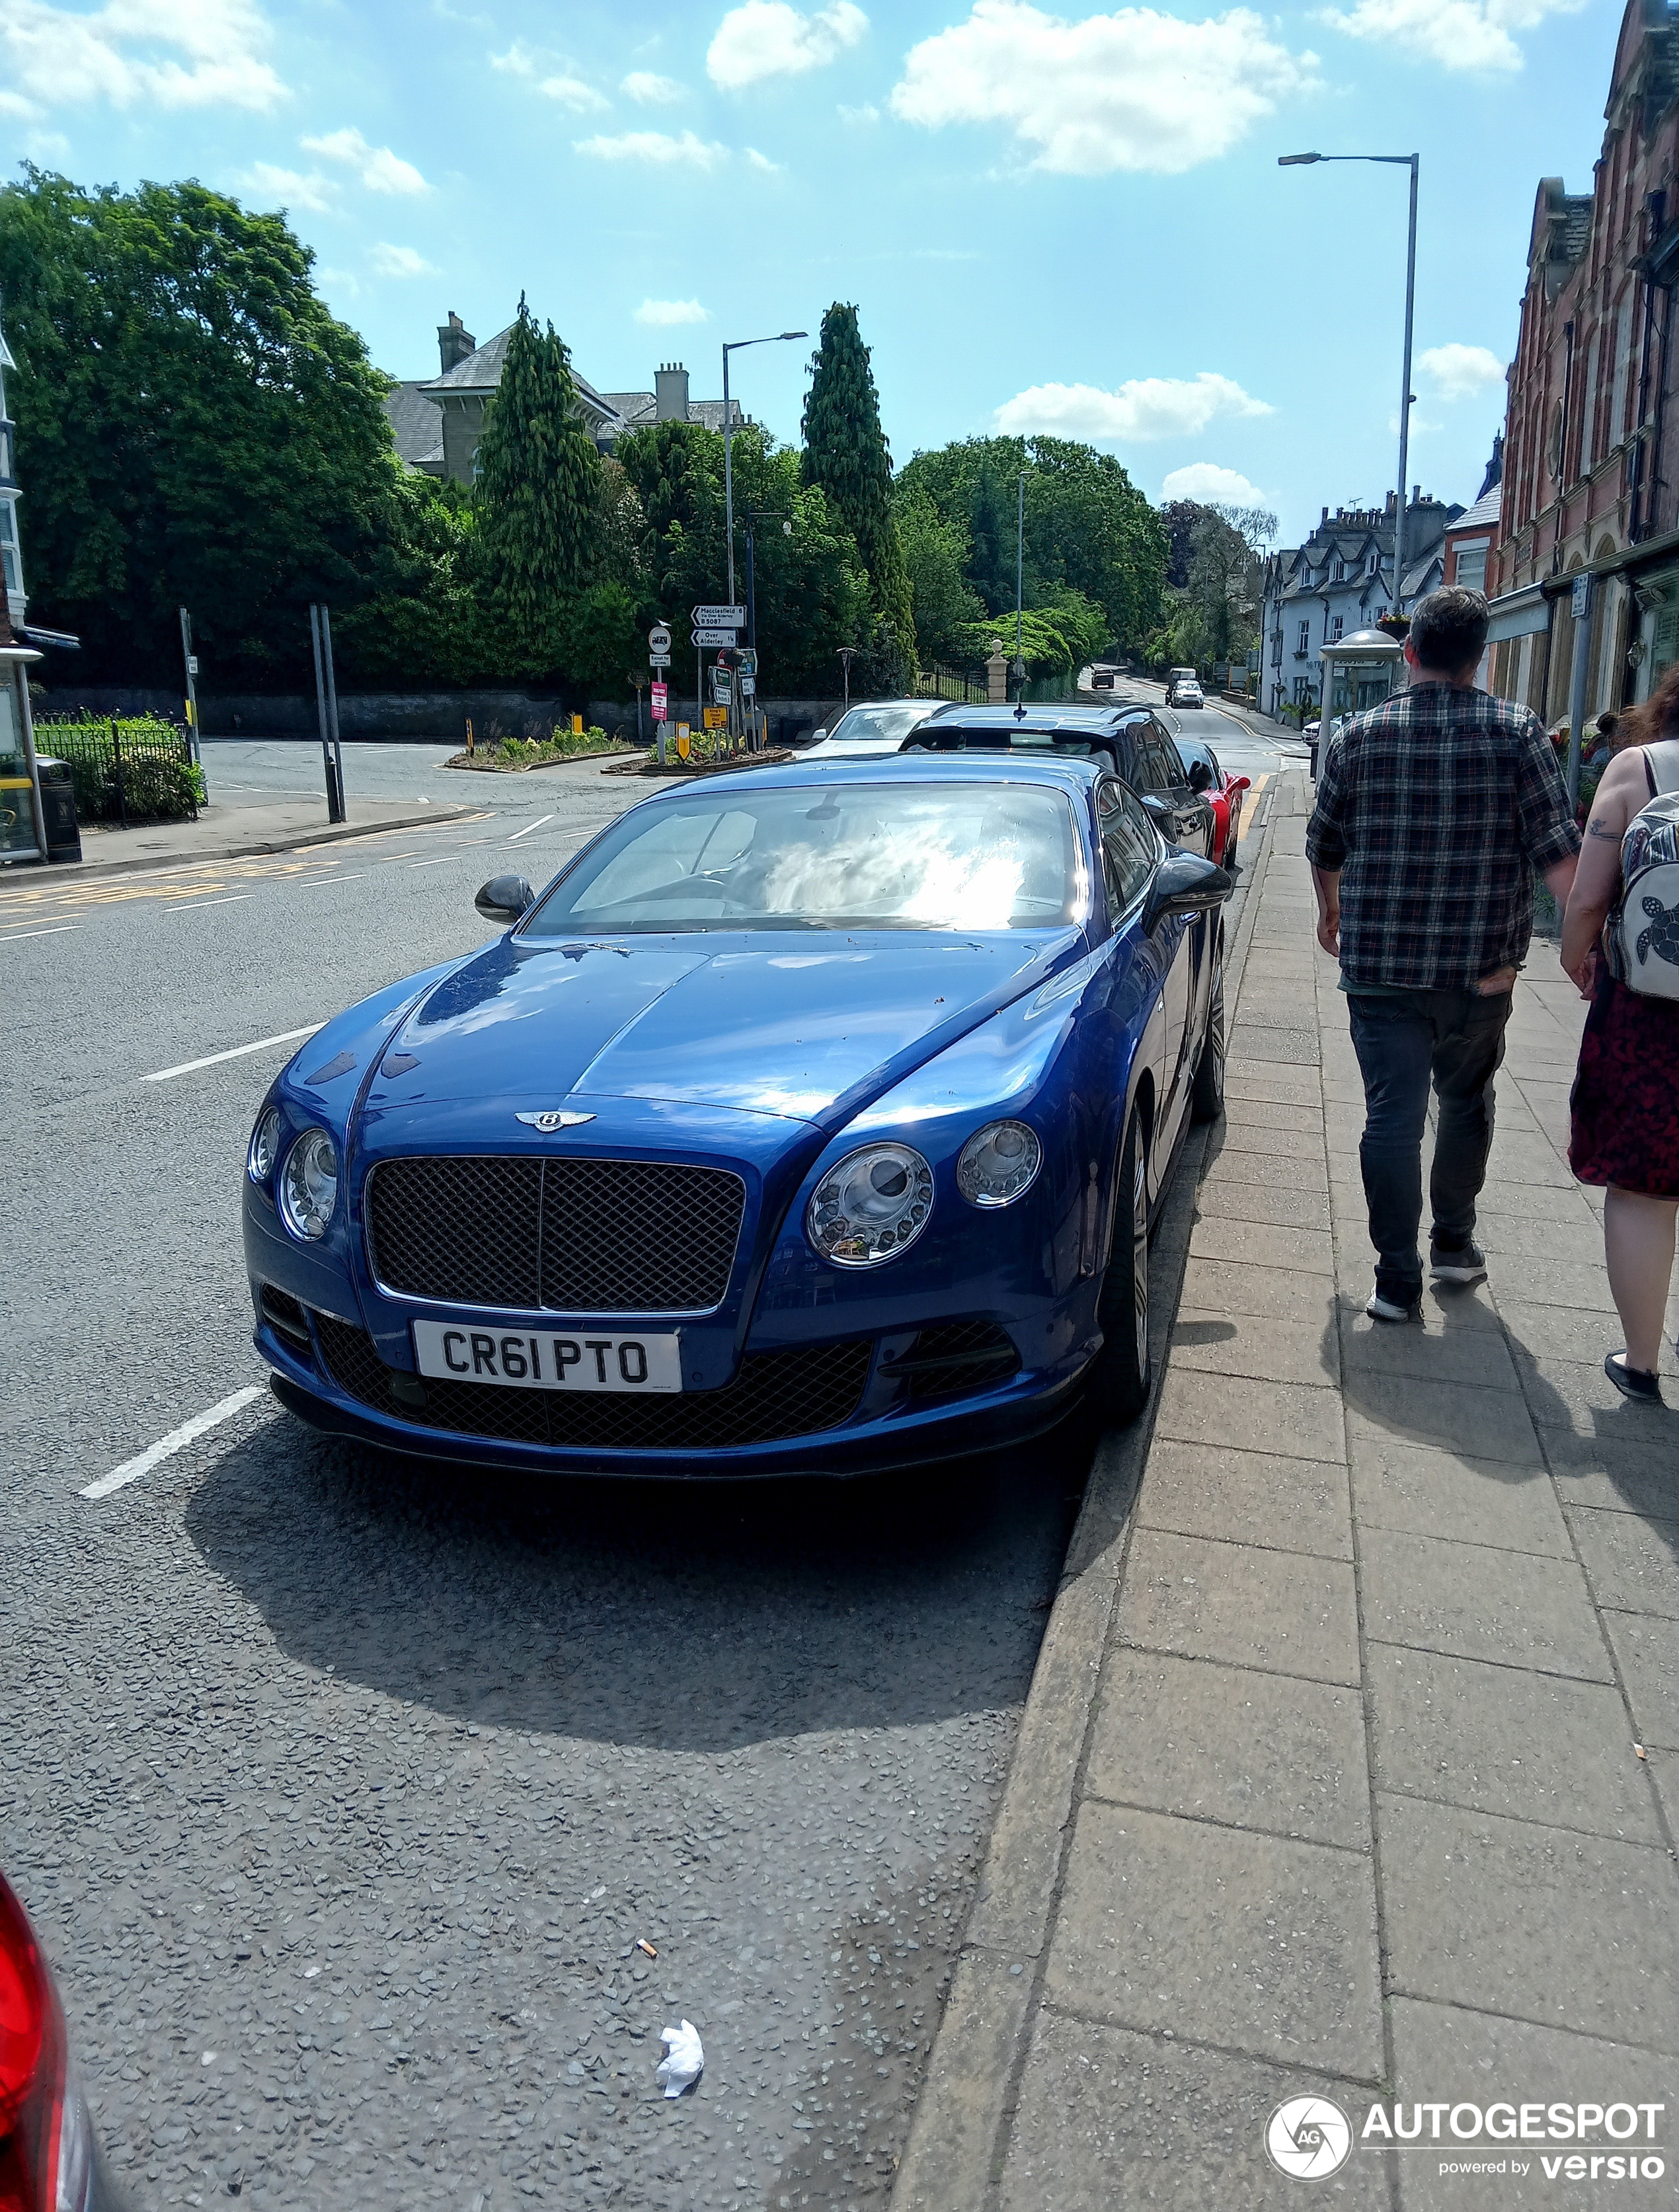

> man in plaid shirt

[{"left": 1306, "top": 588, "right": 1581, "bottom": 1319}]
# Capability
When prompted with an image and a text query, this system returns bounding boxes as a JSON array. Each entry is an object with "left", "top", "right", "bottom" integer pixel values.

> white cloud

[
  {"left": 0, "top": 0, "right": 284, "bottom": 117},
  {"left": 243, "top": 161, "right": 334, "bottom": 213},
  {"left": 1322, "top": 0, "right": 1584, "bottom": 72},
  {"left": 1161, "top": 463, "right": 1269, "bottom": 505},
  {"left": 634, "top": 297, "right": 709, "bottom": 325},
  {"left": 369, "top": 243, "right": 437, "bottom": 278},
  {"left": 303, "top": 126, "right": 428, "bottom": 194},
  {"left": 746, "top": 146, "right": 781, "bottom": 170},
  {"left": 891, "top": 0, "right": 1317, "bottom": 176},
  {"left": 1418, "top": 341, "right": 1506, "bottom": 398},
  {"left": 838, "top": 100, "right": 879, "bottom": 122},
  {"left": 995, "top": 371, "right": 1273, "bottom": 441},
  {"left": 623, "top": 69, "right": 684, "bottom": 102},
  {"left": 490, "top": 41, "right": 609, "bottom": 106},
  {"left": 574, "top": 128, "right": 729, "bottom": 168},
  {"left": 707, "top": 1, "right": 868, "bottom": 89}
]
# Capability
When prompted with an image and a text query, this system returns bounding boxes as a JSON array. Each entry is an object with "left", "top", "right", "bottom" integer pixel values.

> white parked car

[
  {"left": 799, "top": 699, "right": 959, "bottom": 757},
  {"left": 1167, "top": 673, "right": 1205, "bottom": 708}
]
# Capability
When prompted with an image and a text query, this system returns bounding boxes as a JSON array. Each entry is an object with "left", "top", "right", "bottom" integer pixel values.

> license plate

[{"left": 411, "top": 1320, "right": 682, "bottom": 1393}]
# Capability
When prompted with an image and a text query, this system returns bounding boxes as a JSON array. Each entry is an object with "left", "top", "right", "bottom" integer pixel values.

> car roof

[
  {"left": 929, "top": 702, "right": 1146, "bottom": 732},
  {"left": 633, "top": 751, "right": 1107, "bottom": 803}
]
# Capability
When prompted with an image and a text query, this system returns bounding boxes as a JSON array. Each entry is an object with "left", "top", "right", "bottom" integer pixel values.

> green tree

[
  {"left": 896, "top": 488, "right": 984, "bottom": 665},
  {"left": 471, "top": 297, "right": 601, "bottom": 671},
  {"left": 0, "top": 167, "right": 409, "bottom": 684},
  {"left": 800, "top": 302, "right": 914, "bottom": 660}
]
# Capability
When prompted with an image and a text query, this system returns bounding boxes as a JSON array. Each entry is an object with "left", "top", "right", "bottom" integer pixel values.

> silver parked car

[{"left": 799, "top": 699, "right": 960, "bottom": 756}]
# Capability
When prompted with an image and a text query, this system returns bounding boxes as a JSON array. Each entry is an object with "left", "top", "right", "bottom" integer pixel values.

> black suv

[{"left": 900, "top": 704, "right": 1217, "bottom": 857}]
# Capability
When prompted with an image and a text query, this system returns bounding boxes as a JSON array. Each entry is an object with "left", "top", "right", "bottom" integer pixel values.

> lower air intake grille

[
  {"left": 312, "top": 1315, "right": 871, "bottom": 1453},
  {"left": 889, "top": 1320, "right": 1021, "bottom": 1402},
  {"left": 365, "top": 1155, "right": 746, "bottom": 1313}
]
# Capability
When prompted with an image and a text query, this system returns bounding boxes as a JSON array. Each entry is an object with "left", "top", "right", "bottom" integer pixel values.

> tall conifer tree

[
  {"left": 800, "top": 301, "right": 914, "bottom": 662},
  {"left": 473, "top": 295, "right": 600, "bottom": 652}
]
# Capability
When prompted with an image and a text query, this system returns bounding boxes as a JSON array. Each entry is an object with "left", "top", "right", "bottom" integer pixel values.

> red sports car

[
  {"left": 1174, "top": 735, "right": 1250, "bottom": 867},
  {"left": 1, "top": 1872, "right": 128, "bottom": 2210}
]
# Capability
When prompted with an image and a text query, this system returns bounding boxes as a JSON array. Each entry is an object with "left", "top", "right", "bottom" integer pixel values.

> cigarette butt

[
  {"left": 637, "top": 1938, "right": 658, "bottom": 1958},
  {"left": 1635, "top": 1743, "right": 1648, "bottom": 1759}
]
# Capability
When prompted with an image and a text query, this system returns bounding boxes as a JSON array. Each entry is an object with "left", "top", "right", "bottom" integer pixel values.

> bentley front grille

[{"left": 365, "top": 1155, "right": 747, "bottom": 1315}]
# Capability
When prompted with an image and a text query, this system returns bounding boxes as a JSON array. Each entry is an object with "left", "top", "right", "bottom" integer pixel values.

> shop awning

[{"left": 1484, "top": 583, "right": 1550, "bottom": 644}]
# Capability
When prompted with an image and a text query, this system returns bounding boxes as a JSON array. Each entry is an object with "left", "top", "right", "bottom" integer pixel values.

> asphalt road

[{"left": 0, "top": 725, "right": 1278, "bottom": 2212}]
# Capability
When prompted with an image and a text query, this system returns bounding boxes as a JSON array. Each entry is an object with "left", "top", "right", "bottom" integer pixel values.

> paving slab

[
  {"left": 1178, "top": 1256, "right": 1335, "bottom": 1327},
  {"left": 1138, "top": 1440, "right": 1353, "bottom": 1558},
  {"left": 1340, "top": 1313, "right": 1523, "bottom": 1391},
  {"left": 1563, "top": 1507, "right": 1679, "bottom": 1620},
  {"left": 1202, "top": 1143, "right": 1330, "bottom": 1194},
  {"left": 1187, "top": 1214, "right": 1337, "bottom": 1276},
  {"left": 1170, "top": 1306, "right": 1339, "bottom": 1391},
  {"left": 1228, "top": 1025, "right": 1321, "bottom": 1065},
  {"left": 1366, "top": 1644, "right": 1663, "bottom": 1841},
  {"left": 1044, "top": 1801, "right": 1382, "bottom": 2073},
  {"left": 1599, "top": 1611, "right": 1679, "bottom": 1750},
  {"left": 1343, "top": 1371, "right": 1545, "bottom": 1465},
  {"left": 1194, "top": 1180, "right": 1333, "bottom": 1232},
  {"left": 1387, "top": 1999, "right": 1678, "bottom": 2212},
  {"left": 1224, "top": 1065, "right": 1324, "bottom": 1108},
  {"left": 1154, "top": 1363, "right": 1346, "bottom": 1461},
  {"left": 1116, "top": 1527, "right": 1360, "bottom": 1685},
  {"left": 1542, "top": 1426, "right": 1679, "bottom": 1518},
  {"left": 1349, "top": 1436, "right": 1573, "bottom": 1556},
  {"left": 1377, "top": 1794, "right": 1679, "bottom": 2051},
  {"left": 1359, "top": 1525, "right": 1614, "bottom": 1679},
  {"left": 1088, "top": 1649, "right": 1370, "bottom": 1849},
  {"left": 998, "top": 2015, "right": 1387, "bottom": 2212}
]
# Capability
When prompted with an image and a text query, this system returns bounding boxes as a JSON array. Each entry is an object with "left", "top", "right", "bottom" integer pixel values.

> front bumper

[{"left": 253, "top": 1292, "right": 1091, "bottom": 1480}]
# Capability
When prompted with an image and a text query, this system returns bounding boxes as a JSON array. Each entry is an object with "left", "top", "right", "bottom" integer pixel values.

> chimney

[
  {"left": 1386, "top": 490, "right": 1396, "bottom": 513},
  {"left": 1321, "top": 506, "right": 1329, "bottom": 523},
  {"left": 655, "top": 362, "right": 690, "bottom": 423},
  {"left": 1412, "top": 483, "right": 1421, "bottom": 504},
  {"left": 437, "top": 311, "right": 475, "bottom": 375}
]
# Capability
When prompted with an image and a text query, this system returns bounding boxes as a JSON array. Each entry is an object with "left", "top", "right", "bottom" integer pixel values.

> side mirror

[
  {"left": 475, "top": 874, "right": 535, "bottom": 925},
  {"left": 1144, "top": 853, "right": 1232, "bottom": 935},
  {"left": 1231, "top": 775, "right": 1251, "bottom": 795},
  {"left": 1187, "top": 759, "right": 1214, "bottom": 794},
  {"left": 1140, "top": 792, "right": 1176, "bottom": 839}
]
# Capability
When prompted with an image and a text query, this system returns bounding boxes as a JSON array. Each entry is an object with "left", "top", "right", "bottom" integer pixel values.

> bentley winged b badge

[{"left": 514, "top": 1110, "right": 596, "bottom": 1133}]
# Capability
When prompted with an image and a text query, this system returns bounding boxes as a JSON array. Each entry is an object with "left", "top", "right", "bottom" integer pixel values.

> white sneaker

[{"left": 1366, "top": 1285, "right": 1421, "bottom": 1324}]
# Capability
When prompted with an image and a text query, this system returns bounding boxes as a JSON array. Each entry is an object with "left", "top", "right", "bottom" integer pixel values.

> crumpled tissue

[{"left": 656, "top": 2019, "right": 705, "bottom": 2098}]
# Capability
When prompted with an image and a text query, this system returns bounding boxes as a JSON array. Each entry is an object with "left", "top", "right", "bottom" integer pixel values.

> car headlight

[
  {"left": 278, "top": 1128, "right": 338, "bottom": 1240},
  {"left": 957, "top": 1118, "right": 1043, "bottom": 1207},
  {"left": 806, "top": 1142, "right": 935, "bottom": 1268},
  {"left": 249, "top": 1106, "right": 284, "bottom": 1184}
]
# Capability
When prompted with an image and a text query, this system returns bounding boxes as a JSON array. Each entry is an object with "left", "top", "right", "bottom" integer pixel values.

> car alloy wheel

[
  {"left": 1089, "top": 1107, "right": 1152, "bottom": 1427},
  {"left": 1191, "top": 951, "right": 1226, "bottom": 1124}
]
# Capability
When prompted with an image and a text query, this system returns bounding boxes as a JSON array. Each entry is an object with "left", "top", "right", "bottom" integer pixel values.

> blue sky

[{"left": 0, "top": 0, "right": 1625, "bottom": 545}]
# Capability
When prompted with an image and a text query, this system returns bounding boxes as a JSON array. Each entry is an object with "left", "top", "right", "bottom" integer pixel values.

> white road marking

[
  {"left": 1, "top": 923, "right": 85, "bottom": 944},
  {"left": 82, "top": 1386, "right": 267, "bottom": 1500},
  {"left": 293, "top": 872, "right": 365, "bottom": 887},
  {"left": 142, "top": 1023, "right": 323, "bottom": 1083},
  {"left": 166, "top": 894, "right": 253, "bottom": 913},
  {"left": 506, "top": 814, "right": 553, "bottom": 843},
  {"left": 409, "top": 855, "right": 451, "bottom": 867}
]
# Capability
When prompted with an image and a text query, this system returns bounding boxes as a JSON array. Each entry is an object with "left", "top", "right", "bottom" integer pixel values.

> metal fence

[
  {"left": 35, "top": 716, "right": 200, "bottom": 825},
  {"left": 914, "top": 664, "right": 991, "bottom": 703}
]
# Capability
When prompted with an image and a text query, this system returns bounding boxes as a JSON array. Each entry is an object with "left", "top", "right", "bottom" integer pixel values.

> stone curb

[
  {"left": 22, "top": 804, "right": 482, "bottom": 883},
  {"left": 890, "top": 783, "right": 1288, "bottom": 2212}
]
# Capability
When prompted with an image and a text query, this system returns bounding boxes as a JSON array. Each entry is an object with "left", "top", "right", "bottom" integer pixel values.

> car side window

[
  {"left": 1150, "top": 722, "right": 1191, "bottom": 790},
  {"left": 1097, "top": 779, "right": 1156, "bottom": 919}
]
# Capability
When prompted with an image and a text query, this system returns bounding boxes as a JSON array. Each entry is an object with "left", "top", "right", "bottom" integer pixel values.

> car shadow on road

[{"left": 181, "top": 1408, "right": 1090, "bottom": 1753}]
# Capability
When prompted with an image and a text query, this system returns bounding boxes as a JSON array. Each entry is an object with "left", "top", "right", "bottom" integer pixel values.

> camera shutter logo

[{"left": 1265, "top": 2096, "right": 1352, "bottom": 2180}]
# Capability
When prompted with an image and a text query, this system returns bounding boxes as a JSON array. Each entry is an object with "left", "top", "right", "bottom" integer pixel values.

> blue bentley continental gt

[{"left": 244, "top": 755, "right": 1230, "bottom": 1477}]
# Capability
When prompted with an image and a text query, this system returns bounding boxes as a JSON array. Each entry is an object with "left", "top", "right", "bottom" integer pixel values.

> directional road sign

[
  {"left": 648, "top": 623, "right": 673, "bottom": 653},
  {"left": 691, "top": 627, "right": 739, "bottom": 648},
  {"left": 691, "top": 604, "right": 746, "bottom": 629}
]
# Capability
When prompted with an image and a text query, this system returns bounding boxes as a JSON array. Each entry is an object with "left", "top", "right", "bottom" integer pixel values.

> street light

[
  {"left": 722, "top": 330, "right": 807, "bottom": 612},
  {"left": 1016, "top": 471, "right": 1026, "bottom": 691},
  {"left": 1278, "top": 150, "right": 1420, "bottom": 619}
]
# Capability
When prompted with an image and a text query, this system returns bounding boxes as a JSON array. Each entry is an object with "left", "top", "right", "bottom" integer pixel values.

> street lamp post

[
  {"left": 1279, "top": 151, "right": 1420, "bottom": 621},
  {"left": 722, "top": 330, "right": 807, "bottom": 612},
  {"left": 1015, "top": 471, "right": 1026, "bottom": 694}
]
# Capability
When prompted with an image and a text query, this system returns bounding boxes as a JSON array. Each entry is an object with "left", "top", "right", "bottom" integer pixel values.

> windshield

[
  {"left": 824, "top": 703, "right": 937, "bottom": 744},
  {"left": 522, "top": 782, "right": 1084, "bottom": 934}
]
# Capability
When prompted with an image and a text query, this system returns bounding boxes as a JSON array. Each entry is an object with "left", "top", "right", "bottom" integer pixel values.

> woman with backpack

[{"left": 1563, "top": 662, "right": 1679, "bottom": 1404}]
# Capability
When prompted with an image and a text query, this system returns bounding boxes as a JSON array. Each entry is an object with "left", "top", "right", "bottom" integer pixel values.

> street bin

[{"left": 34, "top": 757, "right": 82, "bottom": 864}]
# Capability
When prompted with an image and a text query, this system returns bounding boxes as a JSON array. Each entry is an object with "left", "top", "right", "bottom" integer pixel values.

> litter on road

[{"left": 656, "top": 2020, "right": 704, "bottom": 2099}]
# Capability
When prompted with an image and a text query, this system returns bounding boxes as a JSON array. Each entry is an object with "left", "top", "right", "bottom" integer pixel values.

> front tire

[
  {"left": 1088, "top": 1108, "right": 1152, "bottom": 1427},
  {"left": 1191, "top": 948, "right": 1226, "bottom": 1124}
]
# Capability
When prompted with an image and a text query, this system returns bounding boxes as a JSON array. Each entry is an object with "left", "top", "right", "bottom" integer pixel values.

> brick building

[{"left": 1487, "top": 0, "right": 1679, "bottom": 720}]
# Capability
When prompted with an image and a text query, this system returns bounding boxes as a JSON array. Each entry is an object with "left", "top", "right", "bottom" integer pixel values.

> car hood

[{"left": 368, "top": 929, "right": 1083, "bottom": 1128}]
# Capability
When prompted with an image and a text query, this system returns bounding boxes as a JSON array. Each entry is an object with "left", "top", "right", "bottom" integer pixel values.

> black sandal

[{"left": 1606, "top": 1352, "right": 1665, "bottom": 1406}]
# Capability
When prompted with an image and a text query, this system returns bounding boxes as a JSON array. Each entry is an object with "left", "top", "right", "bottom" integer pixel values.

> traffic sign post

[
  {"left": 691, "top": 627, "right": 738, "bottom": 648},
  {"left": 650, "top": 680, "right": 668, "bottom": 721},
  {"left": 648, "top": 622, "right": 673, "bottom": 654},
  {"left": 691, "top": 605, "right": 746, "bottom": 629}
]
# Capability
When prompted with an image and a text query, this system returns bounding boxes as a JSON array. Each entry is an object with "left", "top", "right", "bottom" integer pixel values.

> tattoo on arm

[{"left": 1586, "top": 819, "right": 1620, "bottom": 839}]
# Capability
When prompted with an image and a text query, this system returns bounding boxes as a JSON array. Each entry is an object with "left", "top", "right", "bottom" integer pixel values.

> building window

[
  {"left": 1296, "top": 620, "right": 1310, "bottom": 654},
  {"left": 0, "top": 428, "right": 10, "bottom": 478},
  {"left": 1331, "top": 615, "right": 1344, "bottom": 640},
  {"left": 0, "top": 501, "right": 20, "bottom": 598},
  {"left": 1456, "top": 545, "right": 1488, "bottom": 593}
]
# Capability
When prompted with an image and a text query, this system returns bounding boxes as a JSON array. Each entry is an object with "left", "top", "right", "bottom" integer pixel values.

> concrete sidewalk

[
  {"left": 896, "top": 775, "right": 1679, "bottom": 2209},
  {"left": 12, "top": 795, "right": 480, "bottom": 880}
]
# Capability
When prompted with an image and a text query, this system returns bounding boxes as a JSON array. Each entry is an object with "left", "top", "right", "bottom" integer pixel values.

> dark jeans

[{"left": 1346, "top": 987, "right": 1514, "bottom": 1303}]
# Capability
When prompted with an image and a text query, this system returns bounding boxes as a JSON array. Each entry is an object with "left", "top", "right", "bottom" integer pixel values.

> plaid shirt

[{"left": 1304, "top": 681, "right": 1581, "bottom": 989}]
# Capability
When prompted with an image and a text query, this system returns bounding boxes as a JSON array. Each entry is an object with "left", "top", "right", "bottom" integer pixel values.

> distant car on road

[
  {"left": 245, "top": 753, "right": 1231, "bottom": 1471},
  {"left": 0, "top": 1871, "right": 128, "bottom": 2211},
  {"left": 1165, "top": 671, "right": 1205, "bottom": 708},
  {"left": 1172, "top": 734, "right": 1250, "bottom": 868},
  {"left": 798, "top": 699, "right": 957, "bottom": 754}
]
